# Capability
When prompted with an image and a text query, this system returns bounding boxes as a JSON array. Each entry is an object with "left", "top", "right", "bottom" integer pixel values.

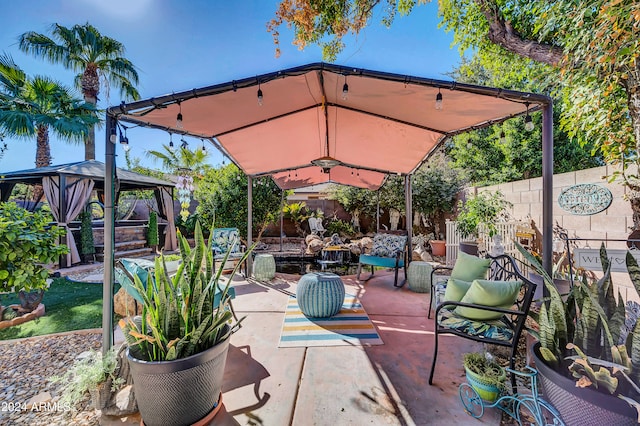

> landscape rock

[{"left": 113, "top": 288, "right": 141, "bottom": 317}]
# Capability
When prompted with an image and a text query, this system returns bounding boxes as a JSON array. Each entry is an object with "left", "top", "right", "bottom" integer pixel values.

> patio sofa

[{"left": 356, "top": 230, "right": 408, "bottom": 287}]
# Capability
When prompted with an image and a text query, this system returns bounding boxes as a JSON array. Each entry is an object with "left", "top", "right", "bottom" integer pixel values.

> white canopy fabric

[{"left": 115, "top": 63, "right": 547, "bottom": 190}]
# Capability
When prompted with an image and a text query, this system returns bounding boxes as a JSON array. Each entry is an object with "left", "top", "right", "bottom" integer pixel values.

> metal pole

[
  {"left": 247, "top": 175, "right": 253, "bottom": 276},
  {"left": 102, "top": 114, "right": 117, "bottom": 355},
  {"left": 405, "top": 175, "right": 412, "bottom": 263},
  {"left": 542, "top": 101, "right": 554, "bottom": 276},
  {"left": 58, "top": 174, "right": 67, "bottom": 268},
  {"left": 280, "top": 189, "right": 284, "bottom": 252},
  {"left": 376, "top": 191, "right": 380, "bottom": 231}
]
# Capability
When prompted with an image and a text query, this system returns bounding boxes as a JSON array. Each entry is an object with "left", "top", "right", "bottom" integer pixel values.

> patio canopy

[{"left": 110, "top": 62, "right": 549, "bottom": 190}]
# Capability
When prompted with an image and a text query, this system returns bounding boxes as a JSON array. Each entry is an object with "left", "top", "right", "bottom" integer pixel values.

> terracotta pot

[{"left": 429, "top": 240, "right": 446, "bottom": 257}]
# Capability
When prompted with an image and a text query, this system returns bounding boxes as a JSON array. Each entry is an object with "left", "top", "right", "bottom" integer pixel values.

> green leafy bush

[
  {"left": 79, "top": 210, "right": 95, "bottom": 256},
  {"left": 0, "top": 202, "right": 68, "bottom": 293},
  {"left": 326, "top": 219, "right": 355, "bottom": 237},
  {"left": 147, "top": 211, "right": 158, "bottom": 247},
  {"left": 456, "top": 191, "right": 511, "bottom": 239}
]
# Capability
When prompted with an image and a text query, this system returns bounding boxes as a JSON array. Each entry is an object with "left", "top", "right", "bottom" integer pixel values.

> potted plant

[
  {"left": 455, "top": 191, "right": 511, "bottom": 256},
  {"left": 0, "top": 202, "right": 68, "bottom": 314},
  {"left": 50, "top": 346, "right": 125, "bottom": 410},
  {"left": 119, "top": 221, "right": 250, "bottom": 426},
  {"left": 462, "top": 352, "right": 506, "bottom": 403},
  {"left": 519, "top": 243, "right": 640, "bottom": 425},
  {"left": 79, "top": 210, "right": 95, "bottom": 264}
]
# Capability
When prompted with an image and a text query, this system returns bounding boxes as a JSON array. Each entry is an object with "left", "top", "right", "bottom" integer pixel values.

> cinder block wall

[{"left": 473, "top": 165, "right": 638, "bottom": 301}]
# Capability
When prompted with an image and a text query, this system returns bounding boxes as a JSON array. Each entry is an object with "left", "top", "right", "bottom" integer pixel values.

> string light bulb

[
  {"left": 524, "top": 103, "right": 534, "bottom": 132},
  {"left": 342, "top": 75, "right": 349, "bottom": 100},
  {"left": 257, "top": 82, "right": 263, "bottom": 106},
  {"left": 168, "top": 133, "right": 174, "bottom": 152},
  {"left": 201, "top": 139, "right": 206, "bottom": 153},
  {"left": 119, "top": 126, "right": 129, "bottom": 151},
  {"left": 435, "top": 88, "right": 443, "bottom": 111},
  {"left": 176, "top": 101, "right": 183, "bottom": 129}
]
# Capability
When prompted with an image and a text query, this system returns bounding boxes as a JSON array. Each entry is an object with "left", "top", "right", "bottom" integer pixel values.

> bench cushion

[
  {"left": 456, "top": 279, "right": 522, "bottom": 320},
  {"left": 369, "top": 233, "right": 407, "bottom": 257},
  {"left": 450, "top": 251, "right": 490, "bottom": 281},
  {"left": 437, "top": 307, "right": 514, "bottom": 342},
  {"left": 359, "top": 254, "right": 405, "bottom": 268}
]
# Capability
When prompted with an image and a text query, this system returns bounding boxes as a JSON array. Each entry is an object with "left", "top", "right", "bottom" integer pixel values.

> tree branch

[{"left": 475, "top": 0, "right": 564, "bottom": 66}]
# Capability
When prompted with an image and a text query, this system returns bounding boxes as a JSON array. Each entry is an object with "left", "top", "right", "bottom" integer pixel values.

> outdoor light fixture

[
  {"left": 119, "top": 126, "right": 129, "bottom": 151},
  {"left": 524, "top": 103, "right": 534, "bottom": 132},
  {"left": 435, "top": 88, "right": 443, "bottom": 110},
  {"left": 110, "top": 126, "right": 117, "bottom": 143},
  {"left": 499, "top": 130, "right": 506, "bottom": 144},
  {"left": 176, "top": 101, "right": 183, "bottom": 129},
  {"left": 342, "top": 76, "right": 349, "bottom": 100},
  {"left": 168, "top": 133, "right": 174, "bottom": 152},
  {"left": 201, "top": 139, "right": 207, "bottom": 153},
  {"left": 181, "top": 137, "right": 188, "bottom": 149},
  {"left": 257, "top": 82, "right": 263, "bottom": 106},
  {"left": 311, "top": 156, "right": 342, "bottom": 173}
]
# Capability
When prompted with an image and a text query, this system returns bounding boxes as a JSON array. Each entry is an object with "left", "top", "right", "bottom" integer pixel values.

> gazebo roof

[
  {"left": 110, "top": 62, "right": 550, "bottom": 190},
  {"left": 0, "top": 160, "right": 174, "bottom": 191}
]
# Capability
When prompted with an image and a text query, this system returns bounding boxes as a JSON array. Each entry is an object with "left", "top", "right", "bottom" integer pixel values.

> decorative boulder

[
  {"left": 305, "top": 234, "right": 322, "bottom": 245},
  {"left": 114, "top": 288, "right": 142, "bottom": 317},
  {"left": 305, "top": 238, "right": 324, "bottom": 255}
]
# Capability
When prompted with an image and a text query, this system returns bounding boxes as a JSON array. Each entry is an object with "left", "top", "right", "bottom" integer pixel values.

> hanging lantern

[{"left": 176, "top": 168, "right": 194, "bottom": 221}]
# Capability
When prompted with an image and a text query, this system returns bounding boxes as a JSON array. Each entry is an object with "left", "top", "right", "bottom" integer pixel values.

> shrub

[
  {"left": 79, "top": 211, "right": 95, "bottom": 256},
  {"left": 147, "top": 211, "right": 158, "bottom": 247},
  {"left": 326, "top": 219, "right": 355, "bottom": 237},
  {"left": 0, "top": 202, "right": 68, "bottom": 293}
]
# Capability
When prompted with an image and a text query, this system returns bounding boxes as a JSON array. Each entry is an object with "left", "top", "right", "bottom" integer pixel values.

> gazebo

[
  {"left": 103, "top": 62, "right": 553, "bottom": 350},
  {"left": 0, "top": 160, "right": 178, "bottom": 267}
]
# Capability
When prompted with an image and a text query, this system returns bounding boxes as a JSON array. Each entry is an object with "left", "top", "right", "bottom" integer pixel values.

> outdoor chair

[
  {"left": 115, "top": 257, "right": 238, "bottom": 321},
  {"left": 357, "top": 230, "right": 408, "bottom": 287},
  {"left": 308, "top": 217, "right": 326, "bottom": 237},
  {"left": 428, "top": 253, "right": 536, "bottom": 392},
  {"left": 211, "top": 227, "right": 247, "bottom": 275}
]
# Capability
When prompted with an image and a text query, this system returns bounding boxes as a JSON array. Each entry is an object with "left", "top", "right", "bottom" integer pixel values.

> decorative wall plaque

[{"left": 558, "top": 183, "right": 612, "bottom": 215}]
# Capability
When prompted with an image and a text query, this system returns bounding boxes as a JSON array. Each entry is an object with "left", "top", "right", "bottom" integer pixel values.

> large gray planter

[
  {"left": 127, "top": 331, "right": 230, "bottom": 426},
  {"left": 532, "top": 342, "right": 636, "bottom": 426}
]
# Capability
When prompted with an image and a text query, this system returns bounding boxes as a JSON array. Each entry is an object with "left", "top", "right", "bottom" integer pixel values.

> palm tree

[
  {"left": 0, "top": 54, "right": 98, "bottom": 168},
  {"left": 19, "top": 23, "right": 140, "bottom": 160}
]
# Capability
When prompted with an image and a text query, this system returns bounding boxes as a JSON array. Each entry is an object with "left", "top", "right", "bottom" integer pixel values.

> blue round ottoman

[{"left": 296, "top": 272, "right": 345, "bottom": 317}]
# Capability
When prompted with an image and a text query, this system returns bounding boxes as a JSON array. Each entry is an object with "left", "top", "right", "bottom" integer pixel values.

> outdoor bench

[{"left": 356, "top": 230, "right": 408, "bottom": 287}]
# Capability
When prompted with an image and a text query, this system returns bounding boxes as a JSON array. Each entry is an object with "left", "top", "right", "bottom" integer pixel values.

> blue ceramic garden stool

[{"left": 296, "top": 272, "right": 345, "bottom": 317}]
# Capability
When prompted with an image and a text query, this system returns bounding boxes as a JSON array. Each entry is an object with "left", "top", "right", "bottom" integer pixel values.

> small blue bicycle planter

[{"left": 459, "top": 366, "right": 565, "bottom": 426}]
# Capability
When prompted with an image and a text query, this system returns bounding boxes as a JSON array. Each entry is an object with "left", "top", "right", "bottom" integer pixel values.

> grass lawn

[{"left": 0, "top": 277, "right": 115, "bottom": 340}]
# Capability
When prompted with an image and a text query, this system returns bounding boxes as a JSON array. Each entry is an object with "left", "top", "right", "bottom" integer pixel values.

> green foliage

[
  {"left": 175, "top": 212, "right": 199, "bottom": 238},
  {"left": 79, "top": 210, "right": 95, "bottom": 256},
  {"left": 455, "top": 191, "right": 511, "bottom": 239},
  {"left": 463, "top": 352, "right": 506, "bottom": 389},
  {"left": 0, "top": 202, "right": 68, "bottom": 293},
  {"left": 147, "top": 211, "right": 158, "bottom": 247},
  {"left": 119, "top": 221, "right": 249, "bottom": 362},
  {"left": 50, "top": 347, "right": 124, "bottom": 405},
  {"left": 519, "top": 242, "right": 640, "bottom": 401},
  {"left": 329, "top": 185, "right": 378, "bottom": 218},
  {"left": 282, "top": 202, "right": 310, "bottom": 237},
  {"left": 195, "top": 164, "right": 283, "bottom": 239},
  {"left": 145, "top": 145, "right": 211, "bottom": 181},
  {"left": 325, "top": 219, "right": 355, "bottom": 237}
]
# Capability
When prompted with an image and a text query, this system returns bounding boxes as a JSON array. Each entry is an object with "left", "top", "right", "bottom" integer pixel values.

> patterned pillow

[
  {"left": 212, "top": 228, "right": 241, "bottom": 254},
  {"left": 370, "top": 233, "right": 407, "bottom": 257}
]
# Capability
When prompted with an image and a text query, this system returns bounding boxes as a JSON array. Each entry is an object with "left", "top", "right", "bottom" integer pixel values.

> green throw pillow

[
  {"left": 455, "top": 279, "right": 522, "bottom": 320},
  {"left": 450, "top": 251, "right": 491, "bottom": 282},
  {"left": 442, "top": 278, "right": 472, "bottom": 303}
]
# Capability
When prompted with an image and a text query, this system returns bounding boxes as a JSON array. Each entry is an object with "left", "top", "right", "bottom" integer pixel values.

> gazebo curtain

[
  {"left": 43, "top": 176, "right": 95, "bottom": 265},
  {"left": 156, "top": 186, "right": 177, "bottom": 251}
]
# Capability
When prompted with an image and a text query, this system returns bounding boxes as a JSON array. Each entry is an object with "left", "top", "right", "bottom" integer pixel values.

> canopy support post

[
  {"left": 247, "top": 175, "right": 253, "bottom": 276},
  {"left": 102, "top": 114, "right": 117, "bottom": 355},
  {"left": 405, "top": 175, "right": 412, "bottom": 262},
  {"left": 280, "top": 189, "right": 284, "bottom": 252},
  {"left": 376, "top": 191, "right": 380, "bottom": 231},
  {"left": 542, "top": 102, "right": 554, "bottom": 277}
]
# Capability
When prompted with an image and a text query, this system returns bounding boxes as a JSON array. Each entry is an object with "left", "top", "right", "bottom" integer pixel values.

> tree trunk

[
  {"left": 82, "top": 64, "right": 100, "bottom": 161},
  {"left": 35, "top": 125, "right": 50, "bottom": 168}
]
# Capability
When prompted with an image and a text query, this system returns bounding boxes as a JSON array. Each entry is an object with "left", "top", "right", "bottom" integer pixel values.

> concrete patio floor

[{"left": 207, "top": 270, "right": 500, "bottom": 426}]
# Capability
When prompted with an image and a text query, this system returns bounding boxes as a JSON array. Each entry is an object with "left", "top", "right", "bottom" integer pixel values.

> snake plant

[
  {"left": 119, "top": 221, "right": 250, "bottom": 362},
  {"left": 519, "top": 242, "right": 640, "bottom": 402}
]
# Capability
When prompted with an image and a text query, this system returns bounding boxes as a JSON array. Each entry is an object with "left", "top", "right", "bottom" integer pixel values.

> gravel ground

[{"left": 0, "top": 331, "right": 102, "bottom": 425}]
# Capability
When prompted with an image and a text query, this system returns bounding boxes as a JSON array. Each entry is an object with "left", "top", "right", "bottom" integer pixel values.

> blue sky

[{"left": 0, "top": 0, "right": 462, "bottom": 172}]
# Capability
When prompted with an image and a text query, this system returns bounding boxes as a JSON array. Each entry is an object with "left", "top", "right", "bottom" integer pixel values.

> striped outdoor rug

[{"left": 279, "top": 294, "right": 384, "bottom": 347}]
